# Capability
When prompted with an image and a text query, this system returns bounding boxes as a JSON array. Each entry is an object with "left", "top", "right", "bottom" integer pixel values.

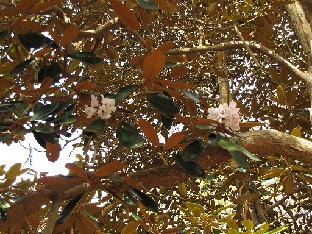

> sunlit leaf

[
  {"left": 27, "top": 0, "right": 62, "bottom": 14},
  {"left": 109, "top": 0, "right": 140, "bottom": 30},
  {"left": 143, "top": 49, "right": 165, "bottom": 81},
  {"left": 282, "top": 173, "right": 295, "bottom": 195},
  {"left": 59, "top": 25, "right": 80, "bottom": 46},
  {"left": 5, "top": 163, "right": 22, "bottom": 180},
  {"left": 157, "top": 41, "right": 174, "bottom": 53},
  {"left": 242, "top": 219, "right": 254, "bottom": 230},
  {"left": 138, "top": 118, "right": 160, "bottom": 147},
  {"left": 164, "top": 132, "right": 184, "bottom": 150},
  {"left": 65, "top": 163, "right": 90, "bottom": 181},
  {"left": 93, "top": 161, "right": 125, "bottom": 177},
  {"left": 169, "top": 65, "right": 188, "bottom": 79},
  {"left": 178, "top": 183, "right": 187, "bottom": 197},
  {"left": 122, "top": 221, "right": 142, "bottom": 234}
]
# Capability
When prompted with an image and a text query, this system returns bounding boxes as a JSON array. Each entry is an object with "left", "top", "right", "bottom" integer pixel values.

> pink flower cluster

[
  {"left": 208, "top": 101, "right": 241, "bottom": 130},
  {"left": 85, "top": 94, "right": 116, "bottom": 119}
]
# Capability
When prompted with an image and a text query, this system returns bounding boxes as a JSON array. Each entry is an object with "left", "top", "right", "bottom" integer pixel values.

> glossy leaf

[
  {"left": 93, "top": 161, "right": 125, "bottom": 177},
  {"left": 114, "top": 85, "right": 138, "bottom": 101},
  {"left": 136, "top": 0, "right": 159, "bottom": 9},
  {"left": 181, "top": 139, "right": 204, "bottom": 162},
  {"left": 65, "top": 163, "right": 90, "bottom": 181},
  {"left": 143, "top": 49, "right": 165, "bottom": 81},
  {"left": 128, "top": 186, "right": 158, "bottom": 212},
  {"left": 18, "top": 33, "right": 57, "bottom": 50},
  {"left": 10, "top": 59, "right": 34, "bottom": 74},
  {"left": 30, "top": 102, "right": 60, "bottom": 121},
  {"left": 109, "top": 0, "right": 140, "bottom": 30},
  {"left": 56, "top": 193, "right": 85, "bottom": 225},
  {"left": 138, "top": 118, "right": 160, "bottom": 147},
  {"left": 116, "top": 122, "right": 144, "bottom": 148},
  {"left": 229, "top": 151, "right": 250, "bottom": 169},
  {"left": 180, "top": 90, "right": 200, "bottom": 102},
  {"left": 38, "top": 61, "right": 62, "bottom": 83},
  {"left": 173, "top": 154, "right": 205, "bottom": 178},
  {"left": 32, "top": 131, "right": 59, "bottom": 149},
  {"left": 146, "top": 93, "right": 179, "bottom": 116},
  {"left": 67, "top": 52, "right": 102, "bottom": 64},
  {"left": 85, "top": 119, "right": 105, "bottom": 133}
]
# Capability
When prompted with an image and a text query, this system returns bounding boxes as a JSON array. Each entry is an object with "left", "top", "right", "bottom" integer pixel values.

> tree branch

[
  {"left": 132, "top": 129, "right": 312, "bottom": 189},
  {"left": 78, "top": 18, "right": 119, "bottom": 39},
  {"left": 42, "top": 199, "right": 63, "bottom": 234},
  {"left": 167, "top": 41, "right": 310, "bottom": 83}
]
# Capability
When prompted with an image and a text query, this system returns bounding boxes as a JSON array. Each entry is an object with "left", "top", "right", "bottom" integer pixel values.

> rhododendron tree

[{"left": 0, "top": 0, "right": 311, "bottom": 233}]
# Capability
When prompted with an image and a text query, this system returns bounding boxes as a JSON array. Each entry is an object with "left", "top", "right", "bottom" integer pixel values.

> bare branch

[
  {"left": 78, "top": 18, "right": 119, "bottom": 39},
  {"left": 42, "top": 199, "right": 63, "bottom": 234},
  {"left": 167, "top": 41, "right": 310, "bottom": 83}
]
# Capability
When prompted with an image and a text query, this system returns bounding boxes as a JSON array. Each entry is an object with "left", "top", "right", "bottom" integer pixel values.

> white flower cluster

[
  {"left": 85, "top": 94, "right": 116, "bottom": 119},
  {"left": 208, "top": 101, "right": 241, "bottom": 130}
]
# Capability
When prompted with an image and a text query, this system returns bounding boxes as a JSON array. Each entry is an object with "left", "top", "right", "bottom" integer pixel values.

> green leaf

[
  {"left": 17, "top": 33, "right": 57, "bottom": 50},
  {"left": 116, "top": 122, "right": 144, "bottom": 148},
  {"left": 114, "top": 85, "right": 138, "bottom": 101},
  {"left": 180, "top": 90, "right": 200, "bottom": 102},
  {"left": 229, "top": 151, "right": 250, "bottom": 169},
  {"left": 67, "top": 52, "right": 102, "bottom": 64},
  {"left": 185, "top": 202, "right": 205, "bottom": 214},
  {"left": 32, "top": 124, "right": 52, "bottom": 133},
  {"left": 161, "top": 115, "right": 173, "bottom": 129},
  {"left": 10, "top": 59, "right": 34, "bottom": 74},
  {"left": 38, "top": 61, "right": 62, "bottom": 83},
  {"left": 174, "top": 154, "right": 205, "bottom": 178},
  {"left": 242, "top": 219, "right": 254, "bottom": 230},
  {"left": 136, "top": 0, "right": 159, "bottom": 9},
  {"left": 267, "top": 225, "right": 288, "bottom": 233},
  {"left": 146, "top": 93, "right": 179, "bottom": 116},
  {"left": 56, "top": 192, "right": 85, "bottom": 225},
  {"left": 32, "top": 131, "right": 59, "bottom": 149},
  {"left": 85, "top": 119, "right": 105, "bottom": 133},
  {"left": 181, "top": 139, "right": 204, "bottom": 162},
  {"left": 218, "top": 137, "right": 261, "bottom": 162},
  {"left": 128, "top": 186, "right": 158, "bottom": 212},
  {"left": 30, "top": 102, "right": 60, "bottom": 121}
]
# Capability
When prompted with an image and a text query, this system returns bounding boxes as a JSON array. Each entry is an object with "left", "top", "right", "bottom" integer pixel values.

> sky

[{"left": 0, "top": 133, "right": 80, "bottom": 177}]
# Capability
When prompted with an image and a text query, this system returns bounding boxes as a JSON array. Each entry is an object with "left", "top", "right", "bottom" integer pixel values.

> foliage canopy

[{"left": 0, "top": 0, "right": 311, "bottom": 233}]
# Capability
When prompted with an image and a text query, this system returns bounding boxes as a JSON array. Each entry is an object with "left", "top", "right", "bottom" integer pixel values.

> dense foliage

[{"left": 0, "top": 0, "right": 311, "bottom": 233}]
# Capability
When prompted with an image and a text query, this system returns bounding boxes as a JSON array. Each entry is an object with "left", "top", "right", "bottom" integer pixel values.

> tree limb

[
  {"left": 167, "top": 41, "right": 309, "bottom": 83},
  {"left": 132, "top": 129, "right": 312, "bottom": 189}
]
